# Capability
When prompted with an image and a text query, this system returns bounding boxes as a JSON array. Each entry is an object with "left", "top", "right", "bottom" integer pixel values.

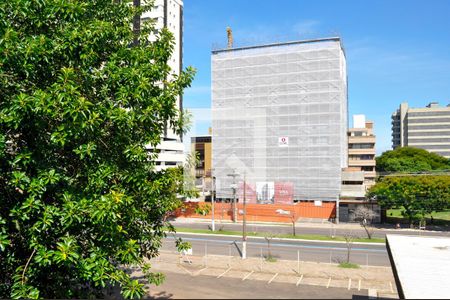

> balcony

[
  {"left": 195, "top": 169, "right": 205, "bottom": 177},
  {"left": 348, "top": 148, "right": 376, "bottom": 155},
  {"left": 348, "top": 136, "right": 376, "bottom": 144},
  {"left": 348, "top": 159, "right": 376, "bottom": 167},
  {"left": 341, "top": 184, "right": 366, "bottom": 198},
  {"left": 363, "top": 171, "right": 377, "bottom": 178}
]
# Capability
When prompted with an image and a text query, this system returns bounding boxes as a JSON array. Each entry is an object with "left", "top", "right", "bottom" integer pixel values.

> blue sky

[{"left": 182, "top": 0, "right": 450, "bottom": 154}]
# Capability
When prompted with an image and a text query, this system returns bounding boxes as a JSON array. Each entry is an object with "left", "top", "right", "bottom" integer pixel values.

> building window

[
  {"left": 349, "top": 143, "right": 374, "bottom": 149},
  {"left": 361, "top": 166, "right": 374, "bottom": 172},
  {"left": 342, "top": 181, "right": 363, "bottom": 185}
]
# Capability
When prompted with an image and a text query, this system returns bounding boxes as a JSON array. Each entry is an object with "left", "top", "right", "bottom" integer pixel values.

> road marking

[
  {"left": 296, "top": 275, "right": 304, "bottom": 286},
  {"left": 217, "top": 267, "right": 232, "bottom": 278},
  {"left": 348, "top": 278, "right": 352, "bottom": 290},
  {"left": 327, "top": 277, "right": 332, "bottom": 288},
  {"left": 389, "top": 281, "right": 394, "bottom": 293},
  {"left": 194, "top": 267, "right": 207, "bottom": 276},
  {"left": 178, "top": 264, "right": 192, "bottom": 275},
  {"left": 358, "top": 279, "right": 361, "bottom": 291},
  {"left": 268, "top": 273, "right": 278, "bottom": 284},
  {"left": 242, "top": 270, "right": 254, "bottom": 281}
]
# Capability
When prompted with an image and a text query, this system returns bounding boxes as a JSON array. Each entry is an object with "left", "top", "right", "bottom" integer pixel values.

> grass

[
  {"left": 265, "top": 255, "right": 277, "bottom": 262},
  {"left": 387, "top": 208, "right": 450, "bottom": 226},
  {"left": 388, "top": 208, "right": 450, "bottom": 220},
  {"left": 174, "top": 227, "right": 385, "bottom": 244},
  {"left": 338, "top": 262, "right": 360, "bottom": 269}
]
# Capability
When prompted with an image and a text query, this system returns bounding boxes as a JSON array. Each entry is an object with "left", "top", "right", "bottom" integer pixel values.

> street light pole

[
  {"left": 211, "top": 174, "right": 215, "bottom": 231},
  {"left": 227, "top": 169, "right": 239, "bottom": 223},
  {"left": 242, "top": 173, "right": 247, "bottom": 259}
]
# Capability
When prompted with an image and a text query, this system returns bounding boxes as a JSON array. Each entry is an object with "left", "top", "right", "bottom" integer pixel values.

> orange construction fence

[{"left": 173, "top": 201, "right": 336, "bottom": 223}]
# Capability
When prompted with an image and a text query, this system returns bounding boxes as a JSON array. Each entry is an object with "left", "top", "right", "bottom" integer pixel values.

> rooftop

[
  {"left": 386, "top": 234, "right": 450, "bottom": 299},
  {"left": 212, "top": 37, "right": 344, "bottom": 55}
]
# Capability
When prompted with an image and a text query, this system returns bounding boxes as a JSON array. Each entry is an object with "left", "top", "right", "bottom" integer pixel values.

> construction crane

[{"left": 226, "top": 27, "right": 233, "bottom": 49}]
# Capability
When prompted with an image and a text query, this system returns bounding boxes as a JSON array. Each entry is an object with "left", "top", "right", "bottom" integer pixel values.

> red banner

[
  {"left": 274, "top": 182, "right": 294, "bottom": 204},
  {"left": 238, "top": 182, "right": 257, "bottom": 204}
]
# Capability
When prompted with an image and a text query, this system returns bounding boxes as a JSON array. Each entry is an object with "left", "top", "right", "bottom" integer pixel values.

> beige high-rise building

[
  {"left": 392, "top": 102, "right": 450, "bottom": 158},
  {"left": 348, "top": 114, "right": 376, "bottom": 187},
  {"left": 340, "top": 115, "right": 379, "bottom": 223}
]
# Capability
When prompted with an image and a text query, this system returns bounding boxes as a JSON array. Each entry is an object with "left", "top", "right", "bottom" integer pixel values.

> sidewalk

[
  {"left": 138, "top": 251, "right": 398, "bottom": 299},
  {"left": 173, "top": 217, "right": 445, "bottom": 233}
]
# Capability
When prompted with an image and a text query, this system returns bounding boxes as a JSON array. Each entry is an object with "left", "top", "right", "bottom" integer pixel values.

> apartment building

[
  {"left": 191, "top": 135, "right": 212, "bottom": 179},
  {"left": 392, "top": 102, "right": 450, "bottom": 158},
  {"left": 211, "top": 37, "right": 348, "bottom": 204},
  {"left": 348, "top": 115, "right": 376, "bottom": 186},
  {"left": 142, "top": 0, "right": 185, "bottom": 170},
  {"left": 191, "top": 134, "right": 213, "bottom": 200},
  {"left": 340, "top": 115, "right": 380, "bottom": 223}
]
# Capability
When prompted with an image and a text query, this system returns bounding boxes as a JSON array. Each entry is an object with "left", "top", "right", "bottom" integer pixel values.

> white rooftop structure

[
  {"left": 352, "top": 114, "right": 366, "bottom": 129},
  {"left": 386, "top": 234, "right": 450, "bottom": 299}
]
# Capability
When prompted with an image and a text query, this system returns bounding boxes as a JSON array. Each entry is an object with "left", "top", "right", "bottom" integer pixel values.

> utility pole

[
  {"left": 242, "top": 173, "right": 247, "bottom": 259},
  {"left": 336, "top": 196, "right": 340, "bottom": 224},
  {"left": 227, "top": 169, "right": 239, "bottom": 223},
  {"left": 211, "top": 172, "right": 216, "bottom": 232}
]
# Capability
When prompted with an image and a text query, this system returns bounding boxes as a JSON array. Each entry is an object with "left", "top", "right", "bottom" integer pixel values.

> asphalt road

[
  {"left": 172, "top": 220, "right": 450, "bottom": 239},
  {"left": 148, "top": 270, "right": 368, "bottom": 299},
  {"left": 162, "top": 233, "right": 390, "bottom": 266}
]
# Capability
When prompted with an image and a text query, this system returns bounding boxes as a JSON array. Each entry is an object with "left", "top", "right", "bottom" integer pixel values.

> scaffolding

[{"left": 211, "top": 38, "right": 348, "bottom": 203}]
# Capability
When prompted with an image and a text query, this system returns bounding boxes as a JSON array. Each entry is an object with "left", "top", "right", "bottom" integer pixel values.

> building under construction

[{"left": 211, "top": 37, "right": 348, "bottom": 204}]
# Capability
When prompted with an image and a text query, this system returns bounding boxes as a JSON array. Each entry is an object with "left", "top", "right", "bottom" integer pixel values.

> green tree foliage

[
  {"left": 367, "top": 176, "right": 450, "bottom": 225},
  {"left": 0, "top": 0, "right": 195, "bottom": 298},
  {"left": 376, "top": 147, "right": 450, "bottom": 173}
]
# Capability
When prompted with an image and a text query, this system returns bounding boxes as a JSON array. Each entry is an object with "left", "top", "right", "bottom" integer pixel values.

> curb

[
  {"left": 173, "top": 218, "right": 447, "bottom": 233},
  {"left": 172, "top": 231, "right": 385, "bottom": 245}
]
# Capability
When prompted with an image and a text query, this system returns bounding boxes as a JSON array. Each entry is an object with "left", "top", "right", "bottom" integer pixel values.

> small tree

[
  {"left": 351, "top": 206, "right": 376, "bottom": 239},
  {"left": 194, "top": 203, "right": 211, "bottom": 216},
  {"left": 343, "top": 233, "right": 355, "bottom": 263},
  {"left": 264, "top": 233, "right": 276, "bottom": 261},
  {"left": 291, "top": 211, "right": 297, "bottom": 237}
]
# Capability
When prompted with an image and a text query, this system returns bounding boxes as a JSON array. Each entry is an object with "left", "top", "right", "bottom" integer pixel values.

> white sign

[
  {"left": 314, "top": 200, "right": 322, "bottom": 207},
  {"left": 275, "top": 209, "right": 291, "bottom": 215},
  {"left": 278, "top": 136, "right": 289, "bottom": 147}
]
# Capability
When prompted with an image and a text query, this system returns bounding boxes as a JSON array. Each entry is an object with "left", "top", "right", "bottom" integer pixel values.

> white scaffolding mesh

[{"left": 211, "top": 39, "right": 348, "bottom": 202}]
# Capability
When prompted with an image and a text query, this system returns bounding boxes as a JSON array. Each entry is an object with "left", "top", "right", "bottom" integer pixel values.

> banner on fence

[
  {"left": 238, "top": 182, "right": 257, "bottom": 203},
  {"left": 274, "top": 182, "right": 294, "bottom": 204}
]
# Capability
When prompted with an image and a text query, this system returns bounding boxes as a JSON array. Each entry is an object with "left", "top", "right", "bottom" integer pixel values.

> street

[
  {"left": 162, "top": 232, "right": 390, "bottom": 266},
  {"left": 172, "top": 219, "right": 450, "bottom": 239}
]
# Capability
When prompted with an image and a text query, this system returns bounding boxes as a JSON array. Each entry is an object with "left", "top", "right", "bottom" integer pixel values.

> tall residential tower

[{"left": 142, "top": 0, "right": 185, "bottom": 170}]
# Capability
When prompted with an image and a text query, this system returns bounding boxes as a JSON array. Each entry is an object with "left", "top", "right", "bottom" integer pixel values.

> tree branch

[{"left": 22, "top": 248, "right": 36, "bottom": 284}]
